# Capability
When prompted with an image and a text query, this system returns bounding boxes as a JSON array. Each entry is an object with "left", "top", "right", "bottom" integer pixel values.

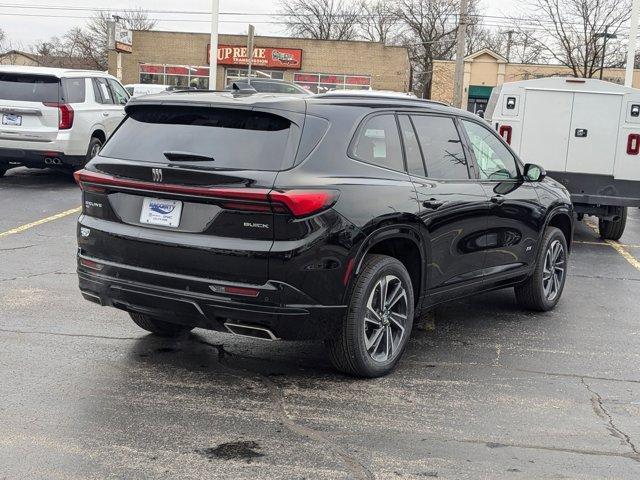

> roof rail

[{"left": 316, "top": 91, "right": 449, "bottom": 106}]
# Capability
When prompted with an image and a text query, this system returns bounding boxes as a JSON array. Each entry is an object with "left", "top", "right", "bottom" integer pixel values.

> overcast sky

[{"left": 1, "top": 0, "right": 521, "bottom": 50}]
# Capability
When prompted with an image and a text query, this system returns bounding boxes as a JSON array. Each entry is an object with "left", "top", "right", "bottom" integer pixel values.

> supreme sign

[{"left": 208, "top": 44, "right": 303, "bottom": 69}]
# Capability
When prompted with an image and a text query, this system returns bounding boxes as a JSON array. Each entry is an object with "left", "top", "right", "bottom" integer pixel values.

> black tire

[
  {"left": 0, "top": 167, "right": 6, "bottom": 178},
  {"left": 515, "top": 227, "right": 568, "bottom": 311},
  {"left": 598, "top": 207, "right": 627, "bottom": 241},
  {"left": 328, "top": 254, "right": 414, "bottom": 378},
  {"left": 129, "top": 312, "right": 193, "bottom": 337},
  {"left": 80, "top": 137, "right": 103, "bottom": 171}
]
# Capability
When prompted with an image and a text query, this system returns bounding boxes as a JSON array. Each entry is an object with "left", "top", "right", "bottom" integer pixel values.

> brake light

[
  {"left": 269, "top": 190, "right": 339, "bottom": 217},
  {"left": 73, "top": 169, "right": 338, "bottom": 217},
  {"left": 499, "top": 125, "right": 512, "bottom": 144},
  {"left": 43, "top": 102, "right": 74, "bottom": 129}
]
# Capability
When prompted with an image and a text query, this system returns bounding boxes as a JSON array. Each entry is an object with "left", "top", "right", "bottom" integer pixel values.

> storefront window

[
  {"left": 293, "top": 73, "right": 371, "bottom": 94},
  {"left": 224, "top": 68, "right": 285, "bottom": 86},
  {"left": 139, "top": 64, "right": 209, "bottom": 89}
]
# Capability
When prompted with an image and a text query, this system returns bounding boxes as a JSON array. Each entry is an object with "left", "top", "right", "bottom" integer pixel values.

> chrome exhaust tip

[
  {"left": 52, "top": 157, "right": 62, "bottom": 165},
  {"left": 224, "top": 322, "right": 278, "bottom": 340},
  {"left": 44, "top": 157, "right": 52, "bottom": 164}
]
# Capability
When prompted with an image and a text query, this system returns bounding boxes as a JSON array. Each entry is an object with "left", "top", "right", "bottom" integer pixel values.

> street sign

[{"left": 107, "top": 21, "right": 133, "bottom": 53}]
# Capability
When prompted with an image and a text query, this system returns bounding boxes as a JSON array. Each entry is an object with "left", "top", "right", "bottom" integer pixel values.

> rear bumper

[
  {"left": 0, "top": 147, "right": 84, "bottom": 168},
  {"left": 547, "top": 171, "right": 640, "bottom": 207},
  {"left": 77, "top": 253, "right": 346, "bottom": 341}
]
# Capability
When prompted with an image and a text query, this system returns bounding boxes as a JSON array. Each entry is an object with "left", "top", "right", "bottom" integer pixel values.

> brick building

[
  {"left": 108, "top": 30, "right": 410, "bottom": 93},
  {"left": 431, "top": 48, "right": 640, "bottom": 113}
]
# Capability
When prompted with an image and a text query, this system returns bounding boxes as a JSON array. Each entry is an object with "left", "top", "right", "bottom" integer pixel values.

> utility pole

[
  {"left": 208, "top": 0, "right": 219, "bottom": 91},
  {"left": 595, "top": 26, "right": 616, "bottom": 80},
  {"left": 625, "top": 0, "right": 640, "bottom": 87},
  {"left": 452, "top": 0, "right": 469, "bottom": 109},
  {"left": 503, "top": 30, "right": 516, "bottom": 62},
  {"left": 112, "top": 15, "right": 123, "bottom": 81}
]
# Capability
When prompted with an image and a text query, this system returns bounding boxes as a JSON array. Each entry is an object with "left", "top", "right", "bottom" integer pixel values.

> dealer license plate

[
  {"left": 140, "top": 197, "right": 183, "bottom": 228},
  {"left": 2, "top": 114, "right": 22, "bottom": 126}
]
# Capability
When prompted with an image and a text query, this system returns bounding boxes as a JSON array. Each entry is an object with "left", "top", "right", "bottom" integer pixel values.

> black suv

[{"left": 75, "top": 91, "right": 573, "bottom": 377}]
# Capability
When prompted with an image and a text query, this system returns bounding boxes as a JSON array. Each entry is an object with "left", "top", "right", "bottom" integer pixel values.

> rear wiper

[{"left": 163, "top": 151, "right": 214, "bottom": 162}]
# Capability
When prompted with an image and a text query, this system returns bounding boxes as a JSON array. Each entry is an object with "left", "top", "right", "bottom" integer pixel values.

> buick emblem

[{"left": 151, "top": 168, "right": 163, "bottom": 182}]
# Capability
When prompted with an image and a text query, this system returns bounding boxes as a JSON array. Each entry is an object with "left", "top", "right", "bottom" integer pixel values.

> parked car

[
  {"left": 74, "top": 90, "right": 573, "bottom": 377},
  {"left": 124, "top": 83, "right": 171, "bottom": 97},
  {"left": 224, "top": 78, "right": 309, "bottom": 94},
  {"left": 0, "top": 66, "right": 129, "bottom": 176},
  {"left": 487, "top": 77, "right": 640, "bottom": 240}
]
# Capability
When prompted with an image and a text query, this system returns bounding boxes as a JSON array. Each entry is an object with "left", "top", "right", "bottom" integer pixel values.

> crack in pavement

[
  {"left": 452, "top": 437, "right": 640, "bottom": 461},
  {"left": 0, "top": 244, "right": 37, "bottom": 252},
  {"left": 194, "top": 339, "right": 375, "bottom": 480},
  {"left": 581, "top": 377, "right": 640, "bottom": 460},
  {"left": 568, "top": 274, "right": 640, "bottom": 282},
  {"left": 0, "top": 270, "right": 76, "bottom": 282},
  {"left": 405, "top": 358, "right": 640, "bottom": 385},
  {"left": 0, "top": 328, "right": 141, "bottom": 342}
]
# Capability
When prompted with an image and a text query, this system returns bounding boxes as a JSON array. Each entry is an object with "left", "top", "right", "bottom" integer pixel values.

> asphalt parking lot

[{"left": 1, "top": 167, "right": 640, "bottom": 479}]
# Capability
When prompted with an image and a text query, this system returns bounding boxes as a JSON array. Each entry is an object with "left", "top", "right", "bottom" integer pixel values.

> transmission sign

[{"left": 108, "top": 22, "right": 133, "bottom": 53}]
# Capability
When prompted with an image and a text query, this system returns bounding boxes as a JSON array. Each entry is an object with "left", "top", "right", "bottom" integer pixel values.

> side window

[
  {"left": 107, "top": 79, "right": 129, "bottom": 105},
  {"left": 461, "top": 119, "right": 519, "bottom": 180},
  {"left": 61, "top": 78, "right": 86, "bottom": 103},
  {"left": 398, "top": 115, "right": 425, "bottom": 176},
  {"left": 352, "top": 114, "right": 403, "bottom": 171},
  {"left": 92, "top": 78, "right": 114, "bottom": 104},
  {"left": 411, "top": 115, "right": 469, "bottom": 179}
]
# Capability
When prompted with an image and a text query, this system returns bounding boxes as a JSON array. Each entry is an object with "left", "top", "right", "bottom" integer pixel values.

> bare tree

[
  {"left": 523, "top": 0, "right": 631, "bottom": 77},
  {"left": 359, "top": 0, "right": 399, "bottom": 44},
  {"left": 0, "top": 28, "right": 6, "bottom": 53},
  {"left": 397, "top": 0, "right": 481, "bottom": 98},
  {"left": 278, "top": 0, "right": 363, "bottom": 40},
  {"left": 83, "top": 9, "right": 156, "bottom": 70}
]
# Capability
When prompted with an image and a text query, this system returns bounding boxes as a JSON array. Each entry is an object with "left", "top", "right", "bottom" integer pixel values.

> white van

[
  {"left": 124, "top": 84, "right": 171, "bottom": 97},
  {"left": 486, "top": 77, "right": 640, "bottom": 239},
  {"left": 0, "top": 65, "right": 129, "bottom": 176}
]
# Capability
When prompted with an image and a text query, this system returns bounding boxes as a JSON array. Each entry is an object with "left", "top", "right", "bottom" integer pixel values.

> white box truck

[{"left": 486, "top": 77, "right": 640, "bottom": 240}]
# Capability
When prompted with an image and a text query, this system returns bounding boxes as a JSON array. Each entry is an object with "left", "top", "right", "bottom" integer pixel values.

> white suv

[{"left": 0, "top": 66, "right": 129, "bottom": 177}]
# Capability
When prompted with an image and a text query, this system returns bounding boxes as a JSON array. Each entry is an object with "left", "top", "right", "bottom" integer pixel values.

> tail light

[
  {"left": 43, "top": 102, "right": 74, "bottom": 129},
  {"left": 499, "top": 125, "right": 512, "bottom": 144},
  {"left": 73, "top": 169, "right": 338, "bottom": 218},
  {"left": 627, "top": 134, "right": 640, "bottom": 155}
]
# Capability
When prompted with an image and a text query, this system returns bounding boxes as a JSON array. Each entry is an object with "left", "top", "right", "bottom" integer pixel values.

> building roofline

[
  {"left": 131, "top": 29, "right": 408, "bottom": 49},
  {"left": 0, "top": 49, "right": 41, "bottom": 63}
]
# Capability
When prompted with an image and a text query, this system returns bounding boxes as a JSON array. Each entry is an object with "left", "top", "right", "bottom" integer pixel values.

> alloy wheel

[
  {"left": 364, "top": 275, "right": 408, "bottom": 363},
  {"left": 90, "top": 143, "right": 101, "bottom": 159},
  {"left": 542, "top": 239, "right": 565, "bottom": 301}
]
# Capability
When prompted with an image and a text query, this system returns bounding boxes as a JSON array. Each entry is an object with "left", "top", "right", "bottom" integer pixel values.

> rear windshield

[
  {"left": 100, "top": 105, "right": 299, "bottom": 171},
  {"left": 0, "top": 73, "right": 59, "bottom": 102}
]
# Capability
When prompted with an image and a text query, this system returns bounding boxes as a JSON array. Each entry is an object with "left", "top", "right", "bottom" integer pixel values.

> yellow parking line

[
  {"left": 583, "top": 221, "right": 640, "bottom": 272},
  {"left": 0, "top": 207, "right": 81, "bottom": 238},
  {"left": 606, "top": 240, "right": 640, "bottom": 271}
]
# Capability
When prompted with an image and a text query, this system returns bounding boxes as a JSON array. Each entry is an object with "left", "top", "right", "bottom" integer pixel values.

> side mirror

[{"left": 523, "top": 163, "right": 546, "bottom": 182}]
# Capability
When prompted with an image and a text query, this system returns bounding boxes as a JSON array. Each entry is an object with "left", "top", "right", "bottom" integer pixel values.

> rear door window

[
  {"left": 92, "top": 78, "right": 114, "bottom": 104},
  {"left": 411, "top": 115, "right": 469, "bottom": 179},
  {"left": 100, "top": 105, "right": 300, "bottom": 171},
  {"left": 352, "top": 114, "right": 403, "bottom": 171},
  {"left": 61, "top": 78, "right": 86, "bottom": 103},
  {"left": 0, "top": 73, "right": 59, "bottom": 102}
]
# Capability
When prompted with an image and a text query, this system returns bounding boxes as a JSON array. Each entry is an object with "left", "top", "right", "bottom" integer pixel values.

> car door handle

[
  {"left": 102, "top": 112, "right": 109, "bottom": 117},
  {"left": 422, "top": 198, "right": 445, "bottom": 209},
  {"left": 491, "top": 195, "right": 505, "bottom": 205}
]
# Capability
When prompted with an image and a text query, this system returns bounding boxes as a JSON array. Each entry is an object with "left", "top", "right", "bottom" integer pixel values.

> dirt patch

[{"left": 196, "top": 441, "right": 264, "bottom": 462}]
